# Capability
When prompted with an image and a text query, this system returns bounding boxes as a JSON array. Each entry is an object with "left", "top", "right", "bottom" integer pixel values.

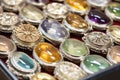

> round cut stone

[
  {"left": 20, "top": 5, "right": 45, "bottom": 23},
  {"left": 66, "top": 0, "right": 89, "bottom": 11},
  {"left": 13, "top": 52, "right": 35, "bottom": 70},
  {"left": 88, "top": 10, "right": 111, "bottom": 24},
  {"left": 83, "top": 55, "right": 111, "bottom": 73},
  {"left": 35, "top": 42, "right": 61, "bottom": 63},
  {"left": 62, "top": 39, "right": 88, "bottom": 57},
  {"left": 107, "top": 2, "right": 120, "bottom": 17},
  {"left": 109, "top": 46, "right": 120, "bottom": 63},
  {"left": 66, "top": 13, "right": 88, "bottom": 29},
  {"left": 40, "top": 19, "right": 69, "bottom": 41}
]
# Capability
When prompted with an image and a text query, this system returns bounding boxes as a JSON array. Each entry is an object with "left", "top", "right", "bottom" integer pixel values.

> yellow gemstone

[
  {"left": 35, "top": 42, "right": 61, "bottom": 63},
  {"left": 66, "top": 0, "right": 89, "bottom": 11},
  {"left": 66, "top": 13, "right": 88, "bottom": 29},
  {"left": 31, "top": 72, "right": 56, "bottom": 80}
]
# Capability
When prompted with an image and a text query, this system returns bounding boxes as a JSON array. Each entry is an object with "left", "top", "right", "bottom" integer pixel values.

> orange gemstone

[
  {"left": 35, "top": 42, "right": 61, "bottom": 63},
  {"left": 66, "top": 0, "right": 89, "bottom": 11},
  {"left": 66, "top": 13, "right": 88, "bottom": 29}
]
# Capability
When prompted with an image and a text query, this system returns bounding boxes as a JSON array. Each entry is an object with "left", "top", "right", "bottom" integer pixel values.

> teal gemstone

[
  {"left": 83, "top": 55, "right": 110, "bottom": 73},
  {"left": 107, "top": 2, "right": 120, "bottom": 17},
  {"left": 14, "top": 52, "right": 34, "bottom": 69},
  {"left": 62, "top": 39, "right": 88, "bottom": 57}
]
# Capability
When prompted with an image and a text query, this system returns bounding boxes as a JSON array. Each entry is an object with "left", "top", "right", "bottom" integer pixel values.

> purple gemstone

[
  {"left": 88, "top": 10, "right": 111, "bottom": 24},
  {"left": 30, "top": 0, "right": 49, "bottom": 4},
  {"left": 41, "top": 19, "right": 68, "bottom": 40}
]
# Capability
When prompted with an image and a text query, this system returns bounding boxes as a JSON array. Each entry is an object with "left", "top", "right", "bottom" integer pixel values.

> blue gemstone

[{"left": 14, "top": 52, "right": 35, "bottom": 69}]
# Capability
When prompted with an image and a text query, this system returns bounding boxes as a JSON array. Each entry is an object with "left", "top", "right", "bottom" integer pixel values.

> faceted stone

[
  {"left": 41, "top": 19, "right": 69, "bottom": 41},
  {"left": 21, "top": 5, "right": 44, "bottom": 22},
  {"left": 107, "top": 2, "right": 120, "bottom": 17},
  {"left": 83, "top": 55, "right": 111, "bottom": 73},
  {"left": 66, "top": 13, "right": 88, "bottom": 29},
  {"left": 88, "top": 10, "right": 111, "bottom": 24},
  {"left": 31, "top": 72, "right": 56, "bottom": 80},
  {"left": 66, "top": 0, "right": 89, "bottom": 11},
  {"left": 13, "top": 52, "right": 34, "bottom": 69},
  {"left": 35, "top": 42, "right": 61, "bottom": 63},
  {"left": 108, "top": 25, "right": 120, "bottom": 40},
  {"left": 62, "top": 39, "right": 88, "bottom": 57},
  {"left": 109, "top": 46, "right": 120, "bottom": 63}
]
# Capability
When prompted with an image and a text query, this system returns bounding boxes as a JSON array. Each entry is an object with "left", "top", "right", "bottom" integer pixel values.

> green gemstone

[
  {"left": 83, "top": 55, "right": 110, "bottom": 73},
  {"left": 14, "top": 52, "right": 35, "bottom": 69},
  {"left": 62, "top": 39, "right": 88, "bottom": 57},
  {"left": 107, "top": 3, "right": 120, "bottom": 17}
]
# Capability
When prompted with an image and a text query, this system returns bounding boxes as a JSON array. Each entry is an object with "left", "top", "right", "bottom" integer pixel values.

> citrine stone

[
  {"left": 88, "top": 10, "right": 111, "bottom": 24},
  {"left": 66, "top": 13, "right": 88, "bottom": 29},
  {"left": 66, "top": 0, "right": 89, "bottom": 11},
  {"left": 31, "top": 72, "right": 56, "bottom": 80},
  {"left": 107, "top": 2, "right": 120, "bottom": 17},
  {"left": 40, "top": 19, "right": 69, "bottom": 41},
  {"left": 13, "top": 52, "right": 34, "bottom": 69},
  {"left": 109, "top": 46, "right": 120, "bottom": 63},
  {"left": 62, "top": 39, "right": 88, "bottom": 57},
  {"left": 21, "top": 5, "right": 44, "bottom": 22},
  {"left": 35, "top": 42, "right": 61, "bottom": 63},
  {"left": 83, "top": 55, "right": 110, "bottom": 73}
]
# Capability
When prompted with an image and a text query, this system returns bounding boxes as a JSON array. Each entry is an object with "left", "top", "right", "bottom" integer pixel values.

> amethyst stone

[
  {"left": 88, "top": 10, "right": 111, "bottom": 24},
  {"left": 30, "top": 0, "right": 49, "bottom": 4},
  {"left": 40, "top": 19, "right": 69, "bottom": 41}
]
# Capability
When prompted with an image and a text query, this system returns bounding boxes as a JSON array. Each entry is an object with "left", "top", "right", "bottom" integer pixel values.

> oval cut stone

[
  {"left": 109, "top": 46, "right": 120, "bottom": 63},
  {"left": 88, "top": 10, "right": 111, "bottom": 24},
  {"left": 35, "top": 42, "right": 61, "bottom": 63},
  {"left": 66, "top": 0, "right": 89, "bottom": 11},
  {"left": 107, "top": 2, "right": 120, "bottom": 17},
  {"left": 83, "top": 55, "right": 111, "bottom": 73},
  {"left": 13, "top": 52, "right": 35, "bottom": 70},
  {"left": 66, "top": 13, "right": 88, "bottom": 29},
  {"left": 62, "top": 39, "right": 88, "bottom": 57},
  {"left": 21, "top": 5, "right": 45, "bottom": 23},
  {"left": 40, "top": 19, "right": 69, "bottom": 41}
]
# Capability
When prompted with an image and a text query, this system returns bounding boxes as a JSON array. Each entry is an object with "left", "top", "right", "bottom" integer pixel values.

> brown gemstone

[
  {"left": 109, "top": 46, "right": 120, "bottom": 63},
  {"left": 35, "top": 42, "right": 61, "bottom": 63},
  {"left": 66, "top": 13, "right": 88, "bottom": 29}
]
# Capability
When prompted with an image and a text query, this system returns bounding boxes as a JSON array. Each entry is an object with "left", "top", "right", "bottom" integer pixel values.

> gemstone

[
  {"left": 108, "top": 25, "right": 120, "bottom": 42},
  {"left": 20, "top": 5, "right": 45, "bottom": 23},
  {"left": 61, "top": 39, "right": 88, "bottom": 57},
  {"left": 54, "top": 61, "right": 87, "bottom": 80},
  {"left": 35, "top": 42, "right": 61, "bottom": 63},
  {"left": 40, "top": 19, "right": 69, "bottom": 42},
  {"left": 13, "top": 24, "right": 41, "bottom": 43},
  {"left": 87, "top": 0, "right": 110, "bottom": 7},
  {"left": 66, "top": 0, "right": 89, "bottom": 11},
  {"left": 109, "top": 46, "right": 120, "bottom": 63},
  {"left": 107, "top": 2, "right": 120, "bottom": 17},
  {"left": 3, "top": 0, "right": 24, "bottom": 6},
  {"left": 88, "top": 10, "right": 111, "bottom": 24},
  {"left": 29, "top": 0, "right": 49, "bottom": 3},
  {"left": 0, "top": 35, "right": 16, "bottom": 54},
  {"left": 45, "top": 3, "right": 68, "bottom": 19},
  {"left": 0, "top": 12, "right": 19, "bottom": 26},
  {"left": 66, "top": 13, "right": 88, "bottom": 29},
  {"left": 12, "top": 52, "right": 35, "bottom": 70},
  {"left": 31, "top": 72, "right": 56, "bottom": 80},
  {"left": 83, "top": 55, "right": 111, "bottom": 74}
]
